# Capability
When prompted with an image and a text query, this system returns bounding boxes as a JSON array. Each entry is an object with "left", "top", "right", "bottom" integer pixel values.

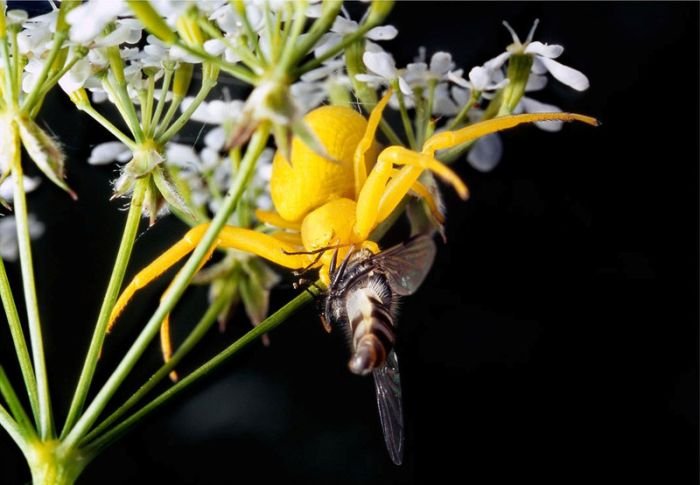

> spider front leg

[
  {"left": 107, "top": 224, "right": 313, "bottom": 376},
  {"left": 353, "top": 147, "right": 468, "bottom": 240},
  {"left": 421, "top": 112, "right": 599, "bottom": 156}
]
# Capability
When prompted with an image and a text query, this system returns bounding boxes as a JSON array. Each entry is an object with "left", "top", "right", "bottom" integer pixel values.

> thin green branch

[
  {"left": 60, "top": 179, "right": 147, "bottom": 438},
  {"left": 40, "top": 51, "right": 86, "bottom": 99},
  {"left": 156, "top": 79, "right": 216, "bottom": 144},
  {"left": 81, "top": 279, "right": 234, "bottom": 444},
  {"left": 446, "top": 90, "right": 479, "bottom": 132},
  {"left": 0, "top": 36, "right": 15, "bottom": 105},
  {"left": 0, "top": 366, "right": 35, "bottom": 438},
  {"left": 196, "top": 16, "right": 262, "bottom": 72},
  {"left": 150, "top": 68, "right": 173, "bottom": 134},
  {"left": 0, "top": 403, "right": 28, "bottom": 456},
  {"left": 60, "top": 125, "right": 270, "bottom": 452},
  {"left": 12, "top": 134, "right": 53, "bottom": 440},
  {"left": 0, "top": 257, "right": 39, "bottom": 426},
  {"left": 83, "top": 284, "right": 318, "bottom": 455},
  {"left": 76, "top": 102, "right": 137, "bottom": 151},
  {"left": 392, "top": 80, "right": 417, "bottom": 150}
]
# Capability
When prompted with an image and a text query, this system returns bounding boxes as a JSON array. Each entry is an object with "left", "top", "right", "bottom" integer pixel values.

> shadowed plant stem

[
  {"left": 81, "top": 277, "right": 235, "bottom": 444},
  {"left": 11, "top": 126, "right": 52, "bottom": 440},
  {"left": 0, "top": 255, "right": 39, "bottom": 424},
  {"left": 60, "top": 179, "right": 148, "bottom": 438},
  {"left": 83, "top": 284, "right": 319, "bottom": 454},
  {"left": 59, "top": 125, "right": 271, "bottom": 452}
]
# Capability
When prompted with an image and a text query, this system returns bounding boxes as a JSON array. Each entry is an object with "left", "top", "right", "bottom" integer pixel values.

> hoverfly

[{"left": 321, "top": 234, "right": 437, "bottom": 465}]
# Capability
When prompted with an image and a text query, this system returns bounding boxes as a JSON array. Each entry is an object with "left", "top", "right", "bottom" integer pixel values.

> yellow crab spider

[{"left": 107, "top": 89, "right": 597, "bottom": 372}]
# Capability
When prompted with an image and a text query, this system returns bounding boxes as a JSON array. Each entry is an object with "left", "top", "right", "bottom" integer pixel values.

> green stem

[
  {"left": 0, "top": 404, "right": 28, "bottom": 456},
  {"left": 0, "top": 256, "right": 39, "bottom": 424},
  {"left": 156, "top": 80, "right": 216, "bottom": 144},
  {"left": 12, "top": 134, "right": 52, "bottom": 440},
  {"left": 21, "top": 31, "right": 67, "bottom": 113},
  {"left": 296, "top": 21, "right": 374, "bottom": 76},
  {"left": 104, "top": 74, "right": 145, "bottom": 143},
  {"left": 140, "top": 74, "right": 155, "bottom": 135},
  {"left": 174, "top": 41, "right": 257, "bottom": 85},
  {"left": 378, "top": 119, "right": 403, "bottom": 147},
  {"left": 281, "top": 0, "right": 342, "bottom": 71},
  {"left": 231, "top": 0, "right": 263, "bottom": 64},
  {"left": 392, "top": 80, "right": 417, "bottom": 150},
  {"left": 196, "top": 16, "right": 262, "bottom": 72},
  {"left": 446, "top": 90, "right": 479, "bottom": 132},
  {"left": 153, "top": 94, "right": 182, "bottom": 140},
  {"left": 75, "top": 102, "right": 137, "bottom": 150},
  {"left": 0, "top": 366, "right": 35, "bottom": 438},
  {"left": 81, "top": 279, "right": 234, "bottom": 444},
  {"left": 60, "top": 179, "right": 147, "bottom": 438},
  {"left": 0, "top": 35, "right": 15, "bottom": 105},
  {"left": 40, "top": 51, "right": 86, "bottom": 99},
  {"left": 60, "top": 125, "right": 270, "bottom": 452},
  {"left": 150, "top": 68, "right": 173, "bottom": 133},
  {"left": 83, "top": 284, "right": 318, "bottom": 454}
]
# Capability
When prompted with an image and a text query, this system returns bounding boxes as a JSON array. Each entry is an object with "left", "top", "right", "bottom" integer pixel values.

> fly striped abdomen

[{"left": 346, "top": 287, "right": 396, "bottom": 375}]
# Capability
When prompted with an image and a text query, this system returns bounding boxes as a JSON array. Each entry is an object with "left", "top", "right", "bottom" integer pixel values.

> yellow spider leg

[
  {"left": 255, "top": 209, "right": 302, "bottom": 231},
  {"left": 377, "top": 147, "right": 469, "bottom": 229},
  {"left": 159, "top": 244, "right": 216, "bottom": 382},
  {"left": 271, "top": 230, "right": 304, "bottom": 246},
  {"left": 108, "top": 225, "right": 312, "bottom": 333},
  {"left": 353, "top": 89, "right": 393, "bottom": 199},
  {"left": 422, "top": 112, "right": 599, "bottom": 155},
  {"left": 354, "top": 146, "right": 466, "bottom": 240}
]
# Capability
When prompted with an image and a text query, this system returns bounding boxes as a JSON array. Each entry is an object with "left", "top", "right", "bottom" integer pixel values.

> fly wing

[
  {"left": 374, "top": 235, "right": 437, "bottom": 295},
  {"left": 372, "top": 350, "right": 404, "bottom": 465}
]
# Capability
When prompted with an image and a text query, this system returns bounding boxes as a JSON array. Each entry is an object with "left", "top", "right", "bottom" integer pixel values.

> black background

[{"left": 0, "top": 2, "right": 698, "bottom": 484}]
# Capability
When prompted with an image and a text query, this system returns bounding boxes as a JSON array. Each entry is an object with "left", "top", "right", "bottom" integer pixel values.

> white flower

[
  {"left": 66, "top": 0, "right": 128, "bottom": 45},
  {"left": 448, "top": 65, "right": 508, "bottom": 95},
  {"left": 313, "top": 8, "right": 397, "bottom": 59},
  {"left": 87, "top": 141, "right": 132, "bottom": 165},
  {"left": 17, "top": 10, "right": 56, "bottom": 57},
  {"left": 181, "top": 97, "right": 245, "bottom": 126},
  {"left": 291, "top": 58, "right": 349, "bottom": 112},
  {"left": 0, "top": 214, "right": 45, "bottom": 262},
  {"left": 0, "top": 175, "right": 41, "bottom": 201},
  {"left": 355, "top": 51, "right": 412, "bottom": 95},
  {"left": 485, "top": 19, "right": 589, "bottom": 92}
]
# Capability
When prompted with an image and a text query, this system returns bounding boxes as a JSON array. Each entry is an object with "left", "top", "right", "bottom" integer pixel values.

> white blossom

[
  {"left": 0, "top": 214, "right": 45, "bottom": 262},
  {"left": 87, "top": 142, "right": 132, "bottom": 166},
  {"left": 485, "top": 19, "right": 590, "bottom": 92},
  {"left": 66, "top": 0, "right": 128, "bottom": 45},
  {"left": 0, "top": 175, "right": 41, "bottom": 201}
]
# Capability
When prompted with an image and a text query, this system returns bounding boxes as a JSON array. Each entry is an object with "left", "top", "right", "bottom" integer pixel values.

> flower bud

[{"left": 127, "top": 0, "right": 176, "bottom": 44}]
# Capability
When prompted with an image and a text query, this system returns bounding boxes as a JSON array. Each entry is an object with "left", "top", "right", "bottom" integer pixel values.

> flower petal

[
  {"left": 363, "top": 51, "right": 397, "bottom": 79},
  {"left": 429, "top": 52, "right": 454, "bottom": 77},
  {"left": 467, "top": 134, "right": 503, "bottom": 172},
  {"left": 367, "top": 25, "right": 398, "bottom": 41},
  {"left": 524, "top": 41, "right": 563, "bottom": 59},
  {"left": 525, "top": 73, "right": 548, "bottom": 92},
  {"left": 539, "top": 57, "right": 590, "bottom": 91},
  {"left": 483, "top": 51, "right": 511, "bottom": 71},
  {"left": 468, "top": 66, "right": 491, "bottom": 91},
  {"left": 88, "top": 141, "right": 130, "bottom": 165}
]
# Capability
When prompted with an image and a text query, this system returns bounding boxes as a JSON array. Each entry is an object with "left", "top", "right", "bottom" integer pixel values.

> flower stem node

[{"left": 113, "top": 141, "right": 198, "bottom": 226}]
